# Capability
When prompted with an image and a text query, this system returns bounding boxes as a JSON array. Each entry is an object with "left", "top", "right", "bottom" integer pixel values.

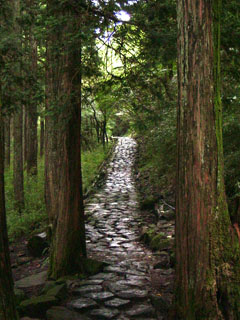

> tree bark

[
  {"left": 4, "top": 115, "right": 11, "bottom": 168},
  {"left": 13, "top": 108, "right": 24, "bottom": 213},
  {"left": 175, "top": 0, "right": 240, "bottom": 318},
  {"left": 46, "top": 2, "right": 86, "bottom": 278},
  {"left": 40, "top": 117, "right": 44, "bottom": 157},
  {"left": 0, "top": 97, "right": 19, "bottom": 320},
  {"left": 23, "top": 106, "right": 28, "bottom": 164},
  {"left": 26, "top": 33, "right": 38, "bottom": 176}
]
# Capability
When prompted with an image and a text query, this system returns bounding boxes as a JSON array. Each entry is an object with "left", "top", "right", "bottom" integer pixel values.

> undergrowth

[
  {"left": 82, "top": 143, "right": 113, "bottom": 194},
  {"left": 135, "top": 104, "right": 176, "bottom": 199},
  {"left": 6, "top": 143, "right": 113, "bottom": 241}
]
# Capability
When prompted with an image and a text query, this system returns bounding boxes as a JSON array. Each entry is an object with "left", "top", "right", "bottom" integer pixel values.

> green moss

[
  {"left": 140, "top": 196, "right": 157, "bottom": 210},
  {"left": 81, "top": 258, "right": 108, "bottom": 276},
  {"left": 149, "top": 234, "right": 170, "bottom": 251},
  {"left": 19, "top": 295, "right": 58, "bottom": 317},
  {"left": 46, "top": 283, "right": 67, "bottom": 300},
  {"left": 14, "top": 288, "right": 26, "bottom": 306}
]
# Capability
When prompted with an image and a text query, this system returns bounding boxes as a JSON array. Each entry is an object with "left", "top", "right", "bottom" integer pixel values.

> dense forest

[{"left": 0, "top": 0, "right": 240, "bottom": 319}]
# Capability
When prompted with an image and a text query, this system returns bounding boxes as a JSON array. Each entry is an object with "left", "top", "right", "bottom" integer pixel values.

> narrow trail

[{"left": 67, "top": 137, "right": 170, "bottom": 319}]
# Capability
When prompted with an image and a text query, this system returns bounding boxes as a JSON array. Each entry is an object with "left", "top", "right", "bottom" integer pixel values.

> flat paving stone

[
  {"left": 116, "top": 289, "right": 148, "bottom": 299},
  {"left": 81, "top": 279, "right": 104, "bottom": 285},
  {"left": 83, "top": 291, "right": 114, "bottom": 301},
  {"left": 15, "top": 271, "right": 47, "bottom": 289},
  {"left": 73, "top": 285, "right": 102, "bottom": 295},
  {"left": 104, "top": 298, "right": 131, "bottom": 308},
  {"left": 125, "top": 304, "right": 155, "bottom": 317},
  {"left": 90, "top": 308, "right": 120, "bottom": 319},
  {"left": 104, "top": 266, "right": 126, "bottom": 274},
  {"left": 115, "top": 279, "right": 145, "bottom": 287},
  {"left": 67, "top": 298, "right": 97, "bottom": 310},
  {"left": 107, "top": 282, "right": 130, "bottom": 292},
  {"left": 90, "top": 273, "right": 116, "bottom": 280}
]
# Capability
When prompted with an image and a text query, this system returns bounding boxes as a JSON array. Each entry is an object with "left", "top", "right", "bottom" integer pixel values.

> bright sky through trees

[{"left": 116, "top": 10, "right": 130, "bottom": 21}]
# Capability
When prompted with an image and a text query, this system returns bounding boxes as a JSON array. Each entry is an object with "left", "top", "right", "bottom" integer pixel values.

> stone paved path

[{"left": 64, "top": 137, "right": 169, "bottom": 319}]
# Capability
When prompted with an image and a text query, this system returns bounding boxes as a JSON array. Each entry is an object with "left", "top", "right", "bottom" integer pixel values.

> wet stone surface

[{"left": 63, "top": 138, "right": 174, "bottom": 319}]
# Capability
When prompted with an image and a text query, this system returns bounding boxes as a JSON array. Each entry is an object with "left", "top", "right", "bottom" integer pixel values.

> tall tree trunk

[
  {"left": 24, "top": 106, "right": 28, "bottom": 164},
  {"left": 46, "top": 3, "right": 86, "bottom": 278},
  {"left": 4, "top": 115, "right": 11, "bottom": 168},
  {"left": 13, "top": 108, "right": 24, "bottom": 212},
  {"left": 0, "top": 97, "right": 19, "bottom": 320},
  {"left": 26, "top": 35, "right": 38, "bottom": 176},
  {"left": 175, "top": 0, "right": 240, "bottom": 318},
  {"left": 40, "top": 117, "right": 44, "bottom": 157},
  {"left": 13, "top": 0, "right": 24, "bottom": 213}
]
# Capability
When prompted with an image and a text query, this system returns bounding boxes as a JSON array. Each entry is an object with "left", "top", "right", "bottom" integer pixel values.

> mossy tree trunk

[
  {"left": 175, "top": 0, "right": 240, "bottom": 318},
  {"left": 0, "top": 97, "right": 19, "bottom": 319},
  {"left": 46, "top": 1, "right": 86, "bottom": 279}
]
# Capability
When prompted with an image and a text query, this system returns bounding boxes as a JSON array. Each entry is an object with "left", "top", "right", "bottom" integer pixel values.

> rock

[
  {"left": 18, "top": 295, "right": 58, "bottom": 317},
  {"left": 154, "top": 256, "right": 170, "bottom": 269},
  {"left": 46, "top": 283, "right": 67, "bottom": 300},
  {"left": 161, "top": 210, "right": 175, "bottom": 221},
  {"left": 116, "top": 289, "right": 148, "bottom": 300},
  {"left": 27, "top": 232, "right": 48, "bottom": 257},
  {"left": 80, "top": 279, "right": 104, "bottom": 285},
  {"left": 90, "top": 307, "right": 120, "bottom": 319},
  {"left": 115, "top": 279, "right": 144, "bottom": 287},
  {"left": 67, "top": 298, "right": 97, "bottom": 310},
  {"left": 14, "top": 288, "right": 26, "bottom": 305},
  {"left": 104, "top": 298, "right": 130, "bottom": 308},
  {"left": 106, "top": 282, "right": 129, "bottom": 292},
  {"left": 41, "top": 281, "right": 56, "bottom": 295},
  {"left": 81, "top": 258, "right": 108, "bottom": 276},
  {"left": 46, "top": 306, "right": 90, "bottom": 320},
  {"left": 90, "top": 273, "right": 116, "bottom": 280},
  {"left": 125, "top": 304, "right": 155, "bottom": 317},
  {"left": 150, "top": 237, "right": 174, "bottom": 251},
  {"left": 83, "top": 291, "right": 114, "bottom": 301},
  {"left": 15, "top": 271, "right": 47, "bottom": 289},
  {"left": 73, "top": 285, "right": 102, "bottom": 295}
]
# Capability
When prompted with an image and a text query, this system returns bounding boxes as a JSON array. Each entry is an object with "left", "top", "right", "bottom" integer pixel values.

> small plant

[{"left": 6, "top": 143, "right": 113, "bottom": 241}]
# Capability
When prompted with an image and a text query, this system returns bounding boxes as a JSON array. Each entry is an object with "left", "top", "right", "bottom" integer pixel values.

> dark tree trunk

[
  {"left": 175, "top": 0, "right": 240, "bottom": 318},
  {"left": 13, "top": 0, "right": 24, "bottom": 213},
  {"left": 91, "top": 106, "right": 100, "bottom": 143},
  {"left": 13, "top": 108, "right": 24, "bottom": 213},
  {"left": 24, "top": 106, "right": 28, "bottom": 164},
  {"left": 26, "top": 36, "right": 38, "bottom": 176},
  {"left": 46, "top": 3, "right": 86, "bottom": 278},
  {"left": 4, "top": 115, "right": 11, "bottom": 168},
  {"left": 40, "top": 117, "right": 44, "bottom": 157},
  {"left": 0, "top": 97, "right": 19, "bottom": 320}
]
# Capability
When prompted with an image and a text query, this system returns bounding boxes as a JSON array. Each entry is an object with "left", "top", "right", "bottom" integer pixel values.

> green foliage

[
  {"left": 5, "top": 143, "right": 112, "bottom": 241},
  {"left": 82, "top": 143, "right": 113, "bottom": 194},
  {"left": 136, "top": 103, "right": 177, "bottom": 197},
  {"left": 5, "top": 159, "right": 47, "bottom": 241}
]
